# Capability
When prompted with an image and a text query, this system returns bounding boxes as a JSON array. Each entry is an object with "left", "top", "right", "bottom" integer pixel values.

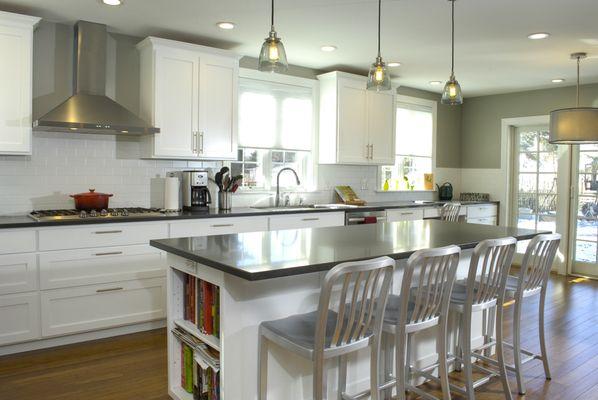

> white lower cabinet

[
  {"left": 268, "top": 212, "right": 345, "bottom": 230},
  {"left": 0, "top": 292, "right": 40, "bottom": 345},
  {"left": 466, "top": 204, "right": 498, "bottom": 225},
  {"left": 39, "top": 245, "right": 165, "bottom": 290},
  {"left": 386, "top": 208, "right": 424, "bottom": 222},
  {"left": 0, "top": 253, "right": 37, "bottom": 295},
  {"left": 170, "top": 216, "right": 268, "bottom": 238},
  {"left": 40, "top": 277, "right": 166, "bottom": 337},
  {"left": 466, "top": 217, "right": 498, "bottom": 226}
]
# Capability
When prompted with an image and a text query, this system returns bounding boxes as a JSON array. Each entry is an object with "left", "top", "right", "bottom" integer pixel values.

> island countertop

[{"left": 150, "top": 220, "right": 546, "bottom": 281}]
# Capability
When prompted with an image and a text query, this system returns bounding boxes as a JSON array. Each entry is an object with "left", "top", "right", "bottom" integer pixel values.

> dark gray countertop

[
  {"left": 0, "top": 200, "right": 499, "bottom": 229},
  {"left": 150, "top": 219, "right": 541, "bottom": 281}
]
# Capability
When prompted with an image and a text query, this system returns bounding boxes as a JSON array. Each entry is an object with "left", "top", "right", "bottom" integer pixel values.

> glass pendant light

[
  {"left": 441, "top": 0, "right": 463, "bottom": 105},
  {"left": 366, "top": 0, "right": 391, "bottom": 91},
  {"left": 258, "top": 0, "right": 288, "bottom": 72},
  {"left": 549, "top": 53, "right": 598, "bottom": 144}
]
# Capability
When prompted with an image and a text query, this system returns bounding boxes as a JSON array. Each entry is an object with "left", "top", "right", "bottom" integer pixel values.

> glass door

[{"left": 570, "top": 144, "right": 598, "bottom": 277}]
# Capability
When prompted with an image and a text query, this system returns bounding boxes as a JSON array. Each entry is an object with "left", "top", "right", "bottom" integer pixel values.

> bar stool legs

[
  {"left": 539, "top": 288, "right": 551, "bottom": 381},
  {"left": 338, "top": 355, "right": 347, "bottom": 400},
  {"left": 495, "top": 302, "right": 512, "bottom": 399},
  {"left": 512, "top": 299, "right": 525, "bottom": 395},
  {"left": 258, "top": 333, "right": 268, "bottom": 400}
]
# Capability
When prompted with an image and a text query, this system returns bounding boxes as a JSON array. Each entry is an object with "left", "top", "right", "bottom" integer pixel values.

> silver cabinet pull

[
  {"left": 370, "top": 144, "right": 374, "bottom": 159},
  {"left": 192, "top": 131, "right": 198, "bottom": 154},
  {"left": 199, "top": 131, "right": 204, "bottom": 154},
  {"left": 302, "top": 218, "right": 320, "bottom": 221},
  {"left": 211, "top": 223, "right": 234, "bottom": 228},
  {"left": 96, "top": 287, "right": 123, "bottom": 293},
  {"left": 94, "top": 251, "right": 123, "bottom": 256},
  {"left": 401, "top": 212, "right": 414, "bottom": 215},
  {"left": 94, "top": 230, "right": 123, "bottom": 234}
]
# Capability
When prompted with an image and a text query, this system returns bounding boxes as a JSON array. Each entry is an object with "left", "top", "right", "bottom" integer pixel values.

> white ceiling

[{"left": 2, "top": 0, "right": 598, "bottom": 97}]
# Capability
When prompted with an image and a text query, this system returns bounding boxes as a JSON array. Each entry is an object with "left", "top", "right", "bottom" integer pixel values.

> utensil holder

[{"left": 218, "top": 191, "right": 232, "bottom": 210}]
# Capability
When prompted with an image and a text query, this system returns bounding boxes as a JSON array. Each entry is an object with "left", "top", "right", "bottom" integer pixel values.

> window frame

[
  {"left": 377, "top": 95, "right": 437, "bottom": 192},
  {"left": 230, "top": 68, "right": 319, "bottom": 192}
]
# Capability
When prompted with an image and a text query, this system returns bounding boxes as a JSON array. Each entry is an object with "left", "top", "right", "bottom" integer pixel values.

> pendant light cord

[
  {"left": 271, "top": 0, "right": 275, "bottom": 29},
  {"left": 377, "top": 0, "right": 382, "bottom": 57},
  {"left": 577, "top": 55, "right": 580, "bottom": 107},
  {"left": 450, "top": 0, "right": 455, "bottom": 77}
]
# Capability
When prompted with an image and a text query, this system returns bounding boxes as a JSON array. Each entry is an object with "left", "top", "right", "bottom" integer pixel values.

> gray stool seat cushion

[{"left": 382, "top": 294, "right": 416, "bottom": 325}]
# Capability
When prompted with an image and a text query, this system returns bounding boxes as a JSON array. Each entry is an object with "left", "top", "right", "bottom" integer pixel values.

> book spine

[
  {"left": 198, "top": 279, "right": 204, "bottom": 332},
  {"left": 213, "top": 286, "right": 219, "bottom": 338},
  {"left": 203, "top": 282, "right": 213, "bottom": 335},
  {"left": 184, "top": 344, "right": 193, "bottom": 393}
]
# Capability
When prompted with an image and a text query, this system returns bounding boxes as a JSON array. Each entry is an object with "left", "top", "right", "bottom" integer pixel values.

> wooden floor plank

[{"left": 0, "top": 272, "right": 595, "bottom": 400}]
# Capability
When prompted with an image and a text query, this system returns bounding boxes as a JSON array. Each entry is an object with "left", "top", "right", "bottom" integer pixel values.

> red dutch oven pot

[{"left": 70, "top": 189, "right": 113, "bottom": 211}]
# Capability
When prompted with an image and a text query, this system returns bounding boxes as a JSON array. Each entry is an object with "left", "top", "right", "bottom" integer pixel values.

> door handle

[
  {"left": 193, "top": 131, "right": 198, "bottom": 154},
  {"left": 301, "top": 218, "right": 320, "bottom": 221},
  {"left": 400, "top": 212, "right": 414, "bottom": 216},
  {"left": 370, "top": 144, "right": 374, "bottom": 159},
  {"left": 94, "top": 230, "right": 123, "bottom": 235},
  {"left": 199, "top": 131, "right": 204, "bottom": 154},
  {"left": 96, "top": 287, "right": 124, "bottom": 293},
  {"left": 94, "top": 251, "right": 123, "bottom": 256},
  {"left": 211, "top": 224, "right": 234, "bottom": 228}
]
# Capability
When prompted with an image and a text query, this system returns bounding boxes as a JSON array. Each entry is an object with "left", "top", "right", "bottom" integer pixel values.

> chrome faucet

[{"left": 275, "top": 167, "right": 301, "bottom": 207}]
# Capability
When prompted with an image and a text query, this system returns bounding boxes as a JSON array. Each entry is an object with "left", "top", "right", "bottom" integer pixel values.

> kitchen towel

[{"left": 164, "top": 176, "right": 181, "bottom": 211}]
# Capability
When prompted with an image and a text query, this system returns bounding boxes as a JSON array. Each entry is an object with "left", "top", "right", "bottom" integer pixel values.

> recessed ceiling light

[
  {"left": 551, "top": 78, "right": 565, "bottom": 83},
  {"left": 387, "top": 62, "right": 401, "bottom": 67},
  {"left": 101, "top": 0, "right": 123, "bottom": 6},
  {"left": 528, "top": 32, "right": 550, "bottom": 40},
  {"left": 320, "top": 45, "right": 337, "bottom": 52},
  {"left": 217, "top": 22, "right": 235, "bottom": 30},
  {"left": 429, "top": 81, "right": 442, "bottom": 85}
]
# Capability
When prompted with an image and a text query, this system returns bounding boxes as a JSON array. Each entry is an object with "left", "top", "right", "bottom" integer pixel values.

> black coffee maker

[{"left": 182, "top": 171, "right": 211, "bottom": 211}]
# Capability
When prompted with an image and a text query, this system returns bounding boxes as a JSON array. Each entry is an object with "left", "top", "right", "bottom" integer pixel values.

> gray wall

[{"left": 461, "top": 83, "right": 598, "bottom": 168}]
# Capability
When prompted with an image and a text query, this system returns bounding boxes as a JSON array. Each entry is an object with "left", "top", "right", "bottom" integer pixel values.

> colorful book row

[{"left": 184, "top": 274, "right": 220, "bottom": 338}]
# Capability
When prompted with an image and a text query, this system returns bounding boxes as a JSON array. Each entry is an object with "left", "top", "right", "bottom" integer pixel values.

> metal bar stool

[
  {"left": 449, "top": 237, "right": 516, "bottom": 400},
  {"left": 473, "top": 233, "right": 560, "bottom": 395},
  {"left": 379, "top": 245, "right": 461, "bottom": 400},
  {"left": 440, "top": 203, "right": 461, "bottom": 222},
  {"left": 258, "top": 256, "right": 394, "bottom": 400}
]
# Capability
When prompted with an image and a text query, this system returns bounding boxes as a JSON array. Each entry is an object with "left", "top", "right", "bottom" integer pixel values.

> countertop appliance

[
  {"left": 33, "top": 21, "right": 159, "bottom": 135},
  {"left": 345, "top": 209, "right": 387, "bottom": 225},
  {"left": 29, "top": 208, "right": 165, "bottom": 222},
  {"left": 182, "top": 170, "right": 211, "bottom": 211},
  {"left": 437, "top": 182, "right": 454, "bottom": 201}
]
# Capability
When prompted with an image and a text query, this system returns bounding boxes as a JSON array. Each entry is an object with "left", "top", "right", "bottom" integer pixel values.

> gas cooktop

[{"left": 29, "top": 208, "right": 167, "bottom": 222}]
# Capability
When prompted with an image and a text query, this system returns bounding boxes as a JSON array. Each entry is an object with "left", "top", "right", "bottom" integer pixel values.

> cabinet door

[
  {"left": 0, "top": 292, "right": 40, "bottom": 345},
  {"left": 0, "top": 24, "right": 33, "bottom": 155},
  {"left": 198, "top": 55, "right": 238, "bottom": 160},
  {"left": 337, "top": 79, "right": 368, "bottom": 164},
  {"left": 0, "top": 253, "right": 37, "bottom": 295},
  {"left": 153, "top": 48, "right": 198, "bottom": 158},
  {"left": 367, "top": 90, "right": 396, "bottom": 165}
]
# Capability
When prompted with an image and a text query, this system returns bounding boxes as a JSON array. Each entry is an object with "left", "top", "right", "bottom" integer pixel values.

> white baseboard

[{"left": 0, "top": 319, "right": 166, "bottom": 356}]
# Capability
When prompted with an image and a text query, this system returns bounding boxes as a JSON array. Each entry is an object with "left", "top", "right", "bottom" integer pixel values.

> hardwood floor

[{"left": 0, "top": 273, "right": 596, "bottom": 400}]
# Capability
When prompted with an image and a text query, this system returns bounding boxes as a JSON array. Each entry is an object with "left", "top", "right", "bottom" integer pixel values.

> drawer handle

[
  {"left": 94, "top": 230, "right": 123, "bottom": 235},
  {"left": 94, "top": 251, "right": 123, "bottom": 256},
  {"left": 211, "top": 224, "right": 234, "bottom": 228},
  {"left": 96, "top": 287, "right": 124, "bottom": 293},
  {"left": 401, "top": 212, "right": 414, "bottom": 215},
  {"left": 302, "top": 218, "right": 320, "bottom": 221}
]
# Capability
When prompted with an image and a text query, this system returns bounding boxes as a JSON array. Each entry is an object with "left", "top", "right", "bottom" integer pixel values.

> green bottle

[{"left": 383, "top": 179, "right": 389, "bottom": 191}]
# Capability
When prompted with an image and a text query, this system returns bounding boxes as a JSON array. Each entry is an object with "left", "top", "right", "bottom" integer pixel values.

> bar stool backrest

[
  {"left": 440, "top": 203, "right": 461, "bottom": 222},
  {"left": 466, "top": 237, "right": 517, "bottom": 307},
  {"left": 401, "top": 245, "right": 461, "bottom": 326},
  {"left": 315, "top": 256, "right": 394, "bottom": 351},
  {"left": 517, "top": 233, "right": 561, "bottom": 296}
]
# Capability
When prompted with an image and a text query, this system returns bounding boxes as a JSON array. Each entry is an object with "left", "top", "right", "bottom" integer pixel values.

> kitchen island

[{"left": 150, "top": 220, "right": 546, "bottom": 400}]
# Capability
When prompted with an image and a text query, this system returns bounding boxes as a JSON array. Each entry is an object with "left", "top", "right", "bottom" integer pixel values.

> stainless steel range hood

[{"left": 34, "top": 21, "right": 159, "bottom": 135}]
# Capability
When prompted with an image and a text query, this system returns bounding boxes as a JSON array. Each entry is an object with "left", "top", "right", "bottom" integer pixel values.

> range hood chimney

[{"left": 34, "top": 21, "right": 159, "bottom": 135}]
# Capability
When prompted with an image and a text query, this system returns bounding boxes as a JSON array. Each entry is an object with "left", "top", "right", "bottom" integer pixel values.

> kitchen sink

[{"left": 251, "top": 203, "right": 359, "bottom": 212}]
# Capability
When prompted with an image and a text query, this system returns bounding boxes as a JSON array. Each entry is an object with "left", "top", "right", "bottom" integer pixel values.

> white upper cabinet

[
  {"left": 0, "top": 12, "right": 40, "bottom": 156},
  {"left": 138, "top": 37, "right": 239, "bottom": 160},
  {"left": 318, "top": 71, "right": 395, "bottom": 165}
]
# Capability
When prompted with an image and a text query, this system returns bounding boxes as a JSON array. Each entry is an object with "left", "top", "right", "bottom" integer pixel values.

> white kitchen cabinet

[
  {"left": 466, "top": 204, "right": 498, "bottom": 225},
  {"left": 0, "top": 12, "right": 40, "bottom": 156},
  {"left": 386, "top": 208, "right": 424, "bottom": 222},
  {"left": 0, "top": 229, "right": 36, "bottom": 255},
  {"left": 466, "top": 216, "right": 497, "bottom": 226},
  {"left": 0, "top": 292, "right": 40, "bottom": 345},
  {"left": 138, "top": 37, "right": 239, "bottom": 160},
  {"left": 41, "top": 277, "right": 166, "bottom": 337},
  {"left": 0, "top": 253, "right": 37, "bottom": 295},
  {"left": 39, "top": 245, "right": 165, "bottom": 290},
  {"left": 318, "top": 71, "right": 395, "bottom": 165},
  {"left": 169, "top": 216, "right": 269, "bottom": 238},
  {"left": 268, "top": 212, "right": 345, "bottom": 231}
]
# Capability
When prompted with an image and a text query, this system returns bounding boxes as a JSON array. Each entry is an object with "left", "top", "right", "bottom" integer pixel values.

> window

[
  {"left": 380, "top": 98, "right": 436, "bottom": 190},
  {"left": 231, "top": 71, "right": 315, "bottom": 190},
  {"left": 574, "top": 144, "right": 598, "bottom": 264}
]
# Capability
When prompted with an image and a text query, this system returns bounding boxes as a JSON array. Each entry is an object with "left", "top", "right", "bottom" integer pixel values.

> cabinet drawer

[
  {"left": 423, "top": 208, "right": 440, "bottom": 219},
  {"left": 467, "top": 217, "right": 497, "bottom": 226},
  {"left": 169, "top": 216, "right": 268, "bottom": 238},
  {"left": 268, "top": 212, "right": 345, "bottom": 231},
  {"left": 386, "top": 208, "right": 424, "bottom": 222},
  {"left": 0, "top": 229, "right": 36, "bottom": 255},
  {"left": 41, "top": 277, "right": 166, "bottom": 337},
  {"left": 38, "top": 222, "right": 168, "bottom": 251},
  {"left": 39, "top": 245, "right": 165, "bottom": 290},
  {"left": 0, "top": 253, "right": 37, "bottom": 295},
  {"left": 0, "top": 292, "right": 40, "bottom": 346},
  {"left": 467, "top": 204, "right": 497, "bottom": 219}
]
